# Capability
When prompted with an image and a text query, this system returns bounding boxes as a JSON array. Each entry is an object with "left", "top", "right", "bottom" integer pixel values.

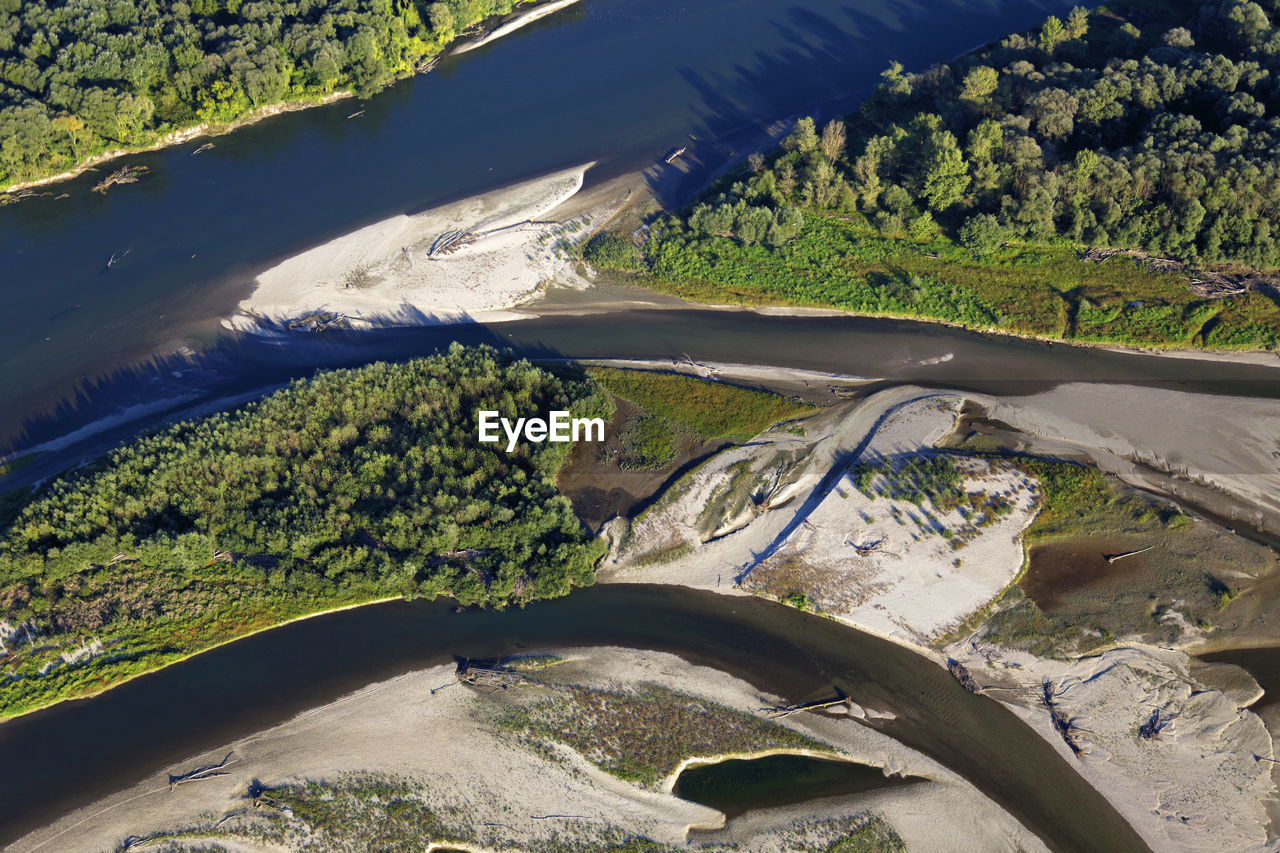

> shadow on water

[
  {"left": 0, "top": 586, "right": 1147, "bottom": 853},
  {"left": 6, "top": 307, "right": 1280, "bottom": 489}
]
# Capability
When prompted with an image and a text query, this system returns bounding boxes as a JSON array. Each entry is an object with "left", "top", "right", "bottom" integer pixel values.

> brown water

[{"left": 1021, "top": 539, "right": 1150, "bottom": 611}]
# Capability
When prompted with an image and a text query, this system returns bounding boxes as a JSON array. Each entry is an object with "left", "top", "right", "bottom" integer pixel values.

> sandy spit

[
  {"left": 604, "top": 379, "right": 1280, "bottom": 850},
  {"left": 229, "top": 164, "right": 597, "bottom": 332},
  {"left": 452, "top": 0, "right": 584, "bottom": 55}
]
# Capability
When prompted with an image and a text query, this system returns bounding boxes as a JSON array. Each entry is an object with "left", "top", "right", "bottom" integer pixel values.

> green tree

[
  {"left": 959, "top": 213, "right": 1004, "bottom": 255},
  {"left": 960, "top": 66, "right": 999, "bottom": 104},
  {"left": 1065, "top": 6, "right": 1089, "bottom": 40},
  {"left": 879, "top": 60, "right": 912, "bottom": 98},
  {"left": 922, "top": 131, "right": 970, "bottom": 211},
  {"left": 1040, "top": 15, "right": 1066, "bottom": 54},
  {"left": 782, "top": 117, "right": 819, "bottom": 154},
  {"left": 428, "top": 2, "right": 455, "bottom": 37}
]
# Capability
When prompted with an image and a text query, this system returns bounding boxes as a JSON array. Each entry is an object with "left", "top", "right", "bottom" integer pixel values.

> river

[
  {"left": 1, "top": 1, "right": 1273, "bottom": 849},
  {"left": 1, "top": 0, "right": 1082, "bottom": 446},
  {"left": 8, "top": 306, "right": 1280, "bottom": 487},
  {"left": 0, "top": 585, "right": 1148, "bottom": 852}
]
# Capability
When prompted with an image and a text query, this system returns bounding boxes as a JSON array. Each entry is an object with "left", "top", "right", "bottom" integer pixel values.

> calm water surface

[
  {"left": 673, "top": 753, "right": 921, "bottom": 818},
  {"left": 2, "top": 0, "right": 1078, "bottom": 439}
]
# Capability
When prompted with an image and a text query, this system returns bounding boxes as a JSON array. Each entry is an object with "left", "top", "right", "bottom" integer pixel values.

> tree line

[
  {"left": 665, "top": 0, "right": 1280, "bottom": 269},
  {"left": 0, "top": 0, "right": 523, "bottom": 188}
]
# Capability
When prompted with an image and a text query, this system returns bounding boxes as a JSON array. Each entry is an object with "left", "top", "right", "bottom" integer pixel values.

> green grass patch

[
  {"left": 511, "top": 683, "right": 831, "bottom": 788},
  {"left": 630, "top": 216, "right": 1279, "bottom": 349},
  {"left": 618, "top": 414, "right": 677, "bottom": 470},
  {"left": 970, "top": 455, "right": 1275, "bottom": 657},
  {"left": 590, "top": 367, "right": 815, "bottom": 441}
]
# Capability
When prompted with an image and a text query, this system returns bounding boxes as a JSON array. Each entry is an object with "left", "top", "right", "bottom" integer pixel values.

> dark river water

[
  {"left": 0, "top": 585, "right": 1148, "bottom": 852},
  {"left": 1, "top": 0, "right": 1080, "bottom": 445},
  {"left": 673, "top": 752, "right": 921, "bottom": 818},
  {"left": 1, "top": 1, "right": 1268, "bottom": 850},
  {"left": 8, "top": 307, "right": 1279, "bottom": 485}
]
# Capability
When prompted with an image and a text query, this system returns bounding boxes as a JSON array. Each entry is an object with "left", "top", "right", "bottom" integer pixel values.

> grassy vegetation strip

[
  {"left": 638, "top": 216, "right": 1279, "bottom": 348},
  {"left": 0, "top": 345, "right": 610, "bottom": 718},
  {"left": 507, "top": 683, "right": 831, "bottom": 787},
  {"left": 589, "top": 367, "right": 815, "bottom": 442},
  {"left": 144, "top": 771, "right": 904, "bottom": 852}
]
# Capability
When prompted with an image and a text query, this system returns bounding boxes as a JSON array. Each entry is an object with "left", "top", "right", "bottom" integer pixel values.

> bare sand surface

[
  {"left": 948, "top": 640, "right": 1275, "bottom": 852},
  {"left": 230, "top": 164, "right": 599, "bottom": 332},
  {"left": 11, "top": 647, "right": 1045, "bottom": 853},
  {"left": 604, "top": 389, "right": 1040, "bottom": 645},
  {"left": 452, "top": 0, "right": 584, "bottom": 55},
  {"left": 603, "top": 378, "right": 1280, "bottom": 850},
  {"left": 989, "top": 383, "right": 1280, "bottom": 538}
]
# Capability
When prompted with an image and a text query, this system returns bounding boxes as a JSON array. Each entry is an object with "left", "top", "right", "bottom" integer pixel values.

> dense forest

[
  {"left": 599, "top": 0, "right": 1280, "bottom": 348},
  {"left": 0, "top": 0, "right": 521, "bottom": 188},
  {"left": 0, "top": 345, "right": 609, "bottom": 716}
]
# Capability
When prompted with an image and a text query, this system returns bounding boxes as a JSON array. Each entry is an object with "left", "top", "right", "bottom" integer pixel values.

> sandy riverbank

[
  {"left": 10, "top": 647, "right": 1045, "bottom": 853},
  {"left": 452, "top": 0, "right": 583, "bottom": 55},
  {"left": 229, "top": 164, "right": 601, "bottom": 332},
  {"left": 601, "top": 375, "right": 1280, "bottom": 849}
]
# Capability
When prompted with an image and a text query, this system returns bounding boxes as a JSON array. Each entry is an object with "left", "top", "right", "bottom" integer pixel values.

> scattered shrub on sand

[{"left": 510, "top": 683, "right": 830, "bottom": 787}]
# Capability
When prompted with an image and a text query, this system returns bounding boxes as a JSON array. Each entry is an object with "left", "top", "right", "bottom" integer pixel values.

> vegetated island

[
  {"left": 586, "top": 0, "right": 1280, "bottom": 349},
  {"left": 0, "top": 0, "right": 568, "bottom": 193},
  {"left": 0, "top": 345, "right": 812, "bottom": 720}
]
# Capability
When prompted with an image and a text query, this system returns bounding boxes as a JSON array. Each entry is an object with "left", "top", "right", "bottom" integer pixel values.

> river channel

[
  {"left": 1, "top": 0, "right": 1081, "bottom": 440},
  {"left": 0, "top": 585, "right": 1149, "bottom": 852}
]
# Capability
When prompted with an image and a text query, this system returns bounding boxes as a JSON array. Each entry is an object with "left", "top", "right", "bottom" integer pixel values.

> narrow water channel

[{"left": 0, "top": 585, "right": 1148, "bottom": 852}]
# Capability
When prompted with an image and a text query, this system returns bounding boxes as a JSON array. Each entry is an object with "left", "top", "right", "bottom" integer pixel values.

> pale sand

[
  {"left": 947, "top": 641, "right": 1275, "bottom": 852},
  {"left": 989, "top": 383, "right": 1280, "bottom": 536},
  {"left": 452, "top": 0, "right": 584, "bottom": 55},
  {"left": 603, "top": 380, "right": 1280, "bottom": 849},
  {"left": 10, "top": 647, "right": 1046, "bottom": 853},
  {"left": 229, "top": 164, "right": 597, "bottom": 332},
  {"left": 605, "top": 388, "right": 1038, "bottom": 645}
]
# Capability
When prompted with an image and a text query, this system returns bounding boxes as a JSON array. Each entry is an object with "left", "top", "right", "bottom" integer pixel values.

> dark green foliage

[
  {"left": 852, "top": 455, "right": 963, "bottom": 509},
  {"left": 584, "top": 232, "right": 643, "bottom": 272},
  {"left": 850, "top": 0, "right": 1280, "bottom": 269},
  {"left": 0, "top": 345, "right": 609, "bottom": 717},
  {"left": 595, "top": 0, "right": 1280, "bottom": 349},
  {"left": 0, "top": 0, "right": 522, "bottom": 188}
]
